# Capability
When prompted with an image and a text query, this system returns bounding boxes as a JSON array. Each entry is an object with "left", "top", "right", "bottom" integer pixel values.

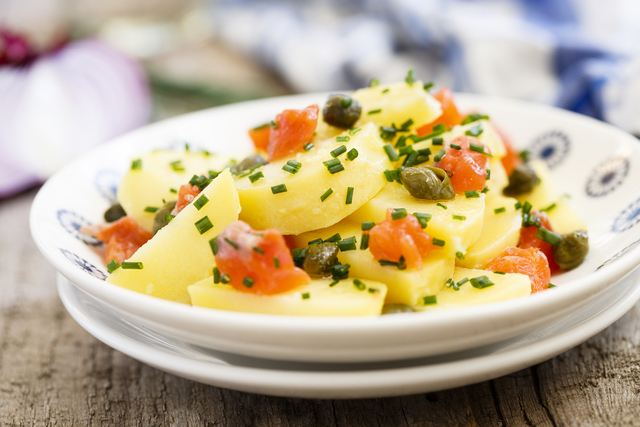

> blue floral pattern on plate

[
  {"left": 612, "top": 197, "right": 640, "bottom": 233},
  {"left": 586, "top": 156, "right": 629, "bottom": 198},
  {"left": 59, "top": 248, "right": 106, "bottom": 280},
  {"left": 596, "top": 238, "right": 640, "bottom": 271},
  {"left": 528, "top": 130, "right": 570, "bottom": 168},
  {"left": 57, "top": 209, "right": 103, "bottom": 246},
  {"left": 94, "top": 169, "right": 121, "bottom": 203}
]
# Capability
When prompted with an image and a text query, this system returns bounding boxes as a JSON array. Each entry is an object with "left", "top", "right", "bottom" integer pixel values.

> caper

[
  {"left": 381, "top": 304, "right": 415, "bottom": 315},
  {"left": 104, "top": 203, "right": 126, "bottom": 223},
  {"left": 232, "top": 154, "right": 268, "bottom": 174},
  {"left": 400, "top": 166, "right": 455, "bottom": 200},
  {"left": 552, "top": 230, "right": 589, "bottom": 270},
  {"left": 152, "top": 200, "right": 177, "bottom": 234},
  {"left": 302, "top": 242, "right": 339, "bottom": 277},
  {"left": 503, "top": 164, "right": 539, "bottom": 197},
  {"left": 323, "top": 94, "right": 362, "bottom": 128}
]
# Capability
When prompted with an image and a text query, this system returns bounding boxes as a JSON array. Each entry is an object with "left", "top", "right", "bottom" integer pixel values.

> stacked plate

[{"left": 32, "top": 94, "right": 640, "bottom": 398}]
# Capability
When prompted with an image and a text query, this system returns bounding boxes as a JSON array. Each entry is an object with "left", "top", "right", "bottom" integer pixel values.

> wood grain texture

[{"left": 2, "top": 189, "right": 640, "bottom": 427}]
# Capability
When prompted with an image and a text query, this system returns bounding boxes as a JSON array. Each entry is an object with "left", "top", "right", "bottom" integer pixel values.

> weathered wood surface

[{"left": 2, "top": 189, "right": 640, "bottom": 427}]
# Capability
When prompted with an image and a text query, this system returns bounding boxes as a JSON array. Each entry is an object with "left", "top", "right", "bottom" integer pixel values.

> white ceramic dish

[
  {"left": 32, "top": 93, "right": 640, "bottom": 363},
  {"left": 58, "top": 265, "right": 640, "bottom": 399}
]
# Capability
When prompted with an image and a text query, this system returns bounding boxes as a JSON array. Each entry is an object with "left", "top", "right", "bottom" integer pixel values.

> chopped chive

[
  {"left": 329, "top": 280, "right": 339, "bottom": 287},
  {"left": 537, "top": 228, "right": 562, "bottom": 246},
  {"left": 328, "top": 164, "right": 345, "bottom": 174},
  {"left": 515, "top": 201, "right": 523, "bottom": 210},
  {"left": 209, "top": 170, "right": 220, "bottom": 179},
  {"left": 405, "top": 68, "right": 416, "bottom": 86},
  {"left": 455, "top": 278, "right": 468, "bottom": 290},
  {"left": 383, "top": 144, "right": 399, "bottom": 161},
  {"left": 185, "top": 143, "right": 190, "bottom": 152},
  {"left": 242, "top": 276, "right": 254, "bottom": 288},
  {"left": 340, "top": 97, "right": 353, "bottom": 108},
  {"left": 450, "top": 144, "right": 462, "bottom": 150},
  {"left": 353, "top": 279, "right": 366, "bottom": 290},
  {"left": 368, "top": 288, "right": 379, "bottom": 293},
  {"left": 423, "top": 82, "right": 434, "bottom": 92},
  {"left": 400, "top": 118, "right": 414, "bottom": 129},
  {"left": 292, "top": 248, "right": 308, "bottom": 267},
  {"left": 465, "top": 190, "right": 480, "bottom": 198},
  {"left": 106, "top": 259, "right": 120, "bottom": 273},
  {"left": 131, "top": 159, "right": 142, "bottom": 170},
  {"left": 303, "top": 142, "right": 314, "bottom": 151},
  {"left": 308, "top": 238, "right": 323, "bottom": 246},
  {"left": 269, "top": 120, "right": 278, "bottom": 129},
  {"left": 271, "top": 184, "right": 287, "bottom": 194},
  {"left": 193, "top": 195, "right": 209, "bottom": 211},
  {"left": 486, "top": 169, "right": 491, "bottom": 180},
  {"left": 403, "top": 151, "right": 419, "bottom": 167},
  {"left": 338, "top": 236, "right": 357, "bottom": 251},
  {"left": 361, "top": 222, "right": 375, "bottom": 231},
  {"left": 453, "top": 214, "right": 467, "bottom": 221},
  {"left": 436, "top": 203, "right": 448, "bottom": 210},
  {"left": 367, "top": 109, "right": 382, "bottom": 115},
  {"left": 194, "top": 216, "right": 213, "bottom": 235},
  {"left": 481, "top": 187, "right": 490, "bottom": 194},
  {"left": 330, "top": 263, "right": 351, "bottom": 280},
  {"left": 347, "top": 148, "right": 359, "bottom": 161},
  {"left": 320, "top": 188, "right": 334, "bottom": 202},
  {"left": 395, "top": 135, "right": 408, "bottom": 148},
  {"left": 470, "top": 276, "right": 494, "bottom": 289},
  {"left": 345, "top": 187, "right": 354, "bottom": 205},
  {"left": 493, "top": 271, "right": 506, "bottom": 275},
  {"left": 249, "top": 171, "right": 264, "bottom": 183},
  {"left": 282, "top": 164, "right": 299, "bottom": 174},
  {"left": 469, "top": 142, "right": 492, "bottom": 157},
  {"left": 274, "top": 257, "right": 280, "bottom": 268},
  {"left": 369, "top": 78, "right": 380, "bottom": 87},
  {"left": 331, "top": 145, "right": 348, "bottom": 157},
  {"left": 379, "top": 260, "right": 399, "bottom": 267},
  {"left": 209, "top": 237, "right": 219, "bottom": 255},
  {"left": 432, "top": 137, "right": 443, "bottom": 146},
  {"left": 465, "top": 125, "right": 483, "bottom": 137},
  {"left": 519, "top": 150, "right": 531, "bottom": 162},
  {"left": 382, "top": 88, "right": 389, "bottom": 94},
  {"left": 324, "top": 233, "right": 342, "bottom": 243},
  {"left": 541, "top": 203, "right": 557, "bottom": 213},
  {"left": 323, "top": 158, "right": 341, "bottom": 168},
  {"left": 494, "top": 207, "right": 506, "bottom": 214},
  {"left": 252, "top": 246, "right": 265, "bottom": 255},
  {"left": 121, "top": 261, "right": 143, "bottom": 270},
  {"left": 461, "top": 113, "right": 489, "bottom": 125},
  {"left": 445, "top": 278, "right": 456, "bottom": 288},
  {"left": 434, "top": 149, "right": 446, "bottom": 162},
  {"left": 287, "top": 159, "right": 302, "bottom": 170},
  {"left": 522, "top": 201, "right": 532, "bottom": 214},
  {"left": 422, "top": 295, "right": 437, "bottom": 305},
  {"left": 165, "top": 214, "right": 174, "bottom": 224},
  {"left": 213, "top": 267, "right": 220, "bottom": 283},
  {"left": 336, "top": 136, "right": 350, "bottom": 144},
  {"left": 432, "top": 238, "right": 445, "bottom": 247},
  {"left": 360, "top": 233, "right": 370, "bottom": 250},
  {"left": 413, "top": 212, "right": 431, "bottom": 229},
  {"left": 349, "top": 127, "right": 361, "bottom": 136},
  {"left": 456, "top": 251, "right": 465, "bottom": 260},
  {"left": 302, "top": 292, "right": 311, "bottom": 299},
  {"left": 224, "top": 237, "right": 238, "bottom": 250},
  {"left": 220, "top": 274, "right": 231, "bottom": 284},
  {"left": 144, "top": 206, "right": 159, "bottom": 213},
  {"left": 169, "top": 188, "right": 178, "bottom": 194},
  {"left": 391, "top": 208, "right": 407, "bottom": 220},
  {"left": 251, "top": 122, "right": 269, "bottom": 131},
  {"left": 548, "top": 283, "right": 557, "bottom": 289},
  {"left": 383, "top": 169, "right": 401, "bottom": 183}
]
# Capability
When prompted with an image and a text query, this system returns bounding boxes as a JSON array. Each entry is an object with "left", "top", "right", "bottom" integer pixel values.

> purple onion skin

[{"left": 0, "top": 38, "right": 151, "bottom": 199}]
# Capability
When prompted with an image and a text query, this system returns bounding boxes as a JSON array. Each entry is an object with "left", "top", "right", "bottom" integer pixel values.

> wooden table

[{"left": 2, "top": 189, "right": 640, "bottom": 426}]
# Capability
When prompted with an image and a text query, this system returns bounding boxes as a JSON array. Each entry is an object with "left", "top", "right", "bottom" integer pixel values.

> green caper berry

[
  {"left": 381, "top": 304, "right": 415, "bottom": 315},
  {"left": 152, "top": 200, "right": 177, "bottom": 234},
  {"left": 400, "top": 166, "right": 455, "bottom": 200},
  {"left": 302, "top": 242, "right": 340, "bottom": 277},
  {"left": 232, "top": 154, "right": 268, "bottom": 174},
  {"left": 104, "top": 203, "right": 127, "bottom": 223},
  {"left": 552, "top": 230, "right": 589, "bottom": 270},
  {"left": 503, "top": 164, "right": 539, "bottom": 197},
  {"left": 323, "top": 94, "right": 362, "bottom": 128}
]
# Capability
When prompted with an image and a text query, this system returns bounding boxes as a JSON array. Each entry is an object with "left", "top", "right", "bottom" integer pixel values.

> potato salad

[{"left": 85, "top": 71, "right": 589, "bottom": 316}]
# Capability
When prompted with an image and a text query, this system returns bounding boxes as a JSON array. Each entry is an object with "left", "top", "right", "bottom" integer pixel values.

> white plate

[
  {"left": 59, "top": 265, "right": 640, "bottom": 399},
  {"left": 32, "top": 93, "right": 640, "bottom": 363}
]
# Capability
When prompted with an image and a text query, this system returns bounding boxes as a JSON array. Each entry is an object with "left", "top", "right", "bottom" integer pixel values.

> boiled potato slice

[
  {"left": 118, "top": 150, "right": 236, "bottom": 232},
  {"left": 189, "top": 277, "right": 387, "bottom": 316},
  {"left": 517, "top": 160, "right": 587, "bottom": 234},
  {"left": 351, "top": 80, "right": 442, "bottom": 131},
  {"left": 485, "top": 158, "right": 509, "bottom": 195},
  {"left": 293, "top": 220, "right": 454, "bottom": 306},
  {"left": 234, "top": 123, "right": 392, "bottom": 235},
  {"left": 411, "top": 119, "right": 507, "bottom": 162},
  {"left": 348, "top": 185, "right": 485, "bottom": 257},
  {"left": 107, "top": 169, "right": 240, "bottom": 304},
  {"left": 417, "top": 268, "right": 531, "bottom": 310},
  {"left": 457, "top": 193, "right": 521, "bottom": 269}
]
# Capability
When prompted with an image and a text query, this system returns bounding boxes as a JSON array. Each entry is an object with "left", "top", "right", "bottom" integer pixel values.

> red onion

[{"left": 0, "top": 32, "right": 150, "bottom": 198}]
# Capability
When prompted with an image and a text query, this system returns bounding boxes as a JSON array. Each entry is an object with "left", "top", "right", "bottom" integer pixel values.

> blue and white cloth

[{"left": 212, "top": 0, "right": 640, "bottom": 135}]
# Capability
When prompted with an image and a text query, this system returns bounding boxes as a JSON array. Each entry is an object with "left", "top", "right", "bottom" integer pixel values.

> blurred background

[{"left": 1, "top": 0, "right": 639, "bottom": 198}]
